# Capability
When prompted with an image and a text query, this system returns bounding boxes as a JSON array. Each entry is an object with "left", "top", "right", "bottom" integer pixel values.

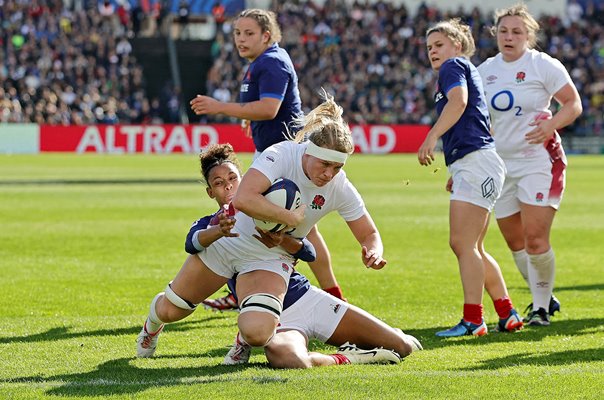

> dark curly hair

[{"left": 199, "top": 143, "right": 242, "bottom": 185}]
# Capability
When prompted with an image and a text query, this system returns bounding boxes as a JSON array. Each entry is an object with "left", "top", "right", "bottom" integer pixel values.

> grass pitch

[{"left": 0, "top": 153, "right": 602, "bottom": 399}]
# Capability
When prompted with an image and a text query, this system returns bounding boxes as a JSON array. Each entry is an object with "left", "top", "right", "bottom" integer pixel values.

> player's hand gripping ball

[{"left": 254, "top": 178, "right": 302, "bottom": 233}]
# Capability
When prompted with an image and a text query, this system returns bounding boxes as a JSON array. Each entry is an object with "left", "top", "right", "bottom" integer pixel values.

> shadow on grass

[
  {"left": 3, "top": 351, "right": 274, "bottom": 397},
  {"left": 458, "top": 347, "right": 604, "bottom": 371},
  {"left": 555, "top": 283, "right": 604, "bottom": 292},
  {"left": 398, "top": 317, "right": 604, "bottom": 351},
  {"left": 504, "top": 283, "right": 604, "bottom": 293},
  {"left": 0, "top": 314, "right": 230, "bottom": 344}
]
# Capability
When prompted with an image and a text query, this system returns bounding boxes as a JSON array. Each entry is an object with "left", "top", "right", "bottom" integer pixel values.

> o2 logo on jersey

[{"left": 491, "top": 90, "right": 523, "bottom": 116}]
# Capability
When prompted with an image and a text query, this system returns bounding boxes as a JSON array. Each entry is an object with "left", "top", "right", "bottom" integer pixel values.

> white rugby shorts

[
  {"left": 495, "top": 157, "right": 566, "bottom": 218},
  {"left": 278, "top": 286, "right": 349, "bottom": 342},
  {"left": 197, "top": 238, "right": 294, "bottom": 285},
  {"left": 448, "top": 148, "right": 506, "bottom": 211}
]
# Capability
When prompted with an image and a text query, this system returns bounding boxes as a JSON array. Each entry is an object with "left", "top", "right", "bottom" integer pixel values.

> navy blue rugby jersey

[
  {"left": 185, "top": 213, "right": 215, "bottom": 254},
  {"left": 228, "top": 270, "right": 311, "bottom": 311},
  {"left": 239, "top": 43, "right": 303, "bottom": 152},
  {"left": 435, "top": 57, "right": 494, "bottom": 166}
]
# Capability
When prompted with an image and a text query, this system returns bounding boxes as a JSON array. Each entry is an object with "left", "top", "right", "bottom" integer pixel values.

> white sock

[
  {"left": 511, "top": 249, "right": 530, "bottom": 285},
  {"left": 528, "top": 248, "right": 556, "bottom": 312},
  {"left": 145, "top": 293, "right": 165, "bottom": 334}
]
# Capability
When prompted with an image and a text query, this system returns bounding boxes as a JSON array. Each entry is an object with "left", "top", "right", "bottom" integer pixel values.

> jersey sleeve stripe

[{"left": 260, "top": 92, "right": 285, "bottom": 100}]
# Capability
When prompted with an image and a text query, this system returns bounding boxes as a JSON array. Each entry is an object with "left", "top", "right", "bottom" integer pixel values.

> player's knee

[
  {"left": 393, "top": 328, "right": 422, "bottom": 358},
  {"left": 238, "top": 293, "right": 282, "bottom": 347},
  {"left": 398, "top": 339, "right": 414, "bottom": 358},
  {"left": 240, "top": 326, "right": 275, "bottom": 347},
  {"left": 448, "top": 237, "right": 472, "bottom": 258},
  {"left": 525, "top": 236, "right": 549, "bottom": 254}
]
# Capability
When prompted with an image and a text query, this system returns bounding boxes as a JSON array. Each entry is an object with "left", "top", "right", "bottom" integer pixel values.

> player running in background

[
  {"left": 190, "top": 8, "right": 345, "bottom": 305},
  {"left": 418, "top": 19, "right": 523, "bottom": 337},
  {"left": 477, "top": 4, "right": 582, "bottom": 326}
]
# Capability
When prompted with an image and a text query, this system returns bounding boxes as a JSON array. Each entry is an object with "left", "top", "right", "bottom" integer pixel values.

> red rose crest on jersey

[
  {"left": 536, "top": 192, "right": 544, "bottom": 202},
  {"left": 281, "top": 263, "right": 290, "bottom": 272},
  {"left": 516, "top": 71, "right": 526, "bottom": 83},
  {"left": 310, "top": 194, "right": 326, "bottom": 210}
]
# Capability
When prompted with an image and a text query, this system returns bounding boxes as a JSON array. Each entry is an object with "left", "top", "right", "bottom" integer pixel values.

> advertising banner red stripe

[{"left": 39, "top": 124, "right": 429, "bottom": 154}]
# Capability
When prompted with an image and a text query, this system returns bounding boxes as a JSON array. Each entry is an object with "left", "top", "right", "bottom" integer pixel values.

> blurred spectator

[
  {"left": 1, "top": 0, "right": 602, "bottom": 137},
  {"left": 0, "top": 0, "right": 162, "bottom": 125},
  {"left": 198, "top": 0, "right": 601, "bottom": 135}
]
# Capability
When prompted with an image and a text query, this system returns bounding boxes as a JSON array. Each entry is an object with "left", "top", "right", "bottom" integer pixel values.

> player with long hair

[
  {"left": 419, "top": 19, "right": 523, "bottom": 337},
  {"left": 190, "top": 8, "right": 346, "bottom": 306},
  {"left": 477, "top": 3, "right": 582, "bottom": 325},
  {"left": 138, "top": 93, "right": 394, "bottom": 358}
]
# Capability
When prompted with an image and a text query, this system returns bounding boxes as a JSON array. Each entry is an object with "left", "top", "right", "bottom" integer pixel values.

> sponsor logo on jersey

[
  {"left": 515, "top": 71, "right": 526, "bottom": 83},
  {"left": 434, "top": 91, "right": 443, "bottom": 103},
  {"left": 240, "top": 83, "right": 249, "bottom": 92},
  {"left": 265, "top": 155, "right": 275, "bottom": 162},
  {"left": 486, "top": 75, "right": 497, "bottom": 85},
  {"left": 536, "top": 192, "right": 544, "bottom": 202},
  {"left": 331, "top": 303, "right": 341, "bottom": 314},
  {"left": 310, "top": 194, "right": 326, "bottom": 210}
]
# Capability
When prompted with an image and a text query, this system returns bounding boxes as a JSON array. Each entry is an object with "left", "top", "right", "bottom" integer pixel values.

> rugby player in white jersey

[{"left": 478, "top": 4, "right": 582, "bottom": 326}]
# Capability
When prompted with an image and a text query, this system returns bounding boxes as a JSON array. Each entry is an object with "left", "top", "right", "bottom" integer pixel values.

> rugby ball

[{"left": 254, "top": 178, "right": 301, "bottom": 232}]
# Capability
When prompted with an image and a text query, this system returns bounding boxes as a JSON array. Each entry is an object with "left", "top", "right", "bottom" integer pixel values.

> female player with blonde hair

[
  {"left": 191, "top": 8, "right": 346, "bottom": 306},
  {"left": 419, "top": 19, "right": 523, "bottom": 337},
  {"left": 477, "top": 4, "right": 582, "bottom": 326},
  {"left": 138, "top": 92, "right": 397, "bottom": 358}
]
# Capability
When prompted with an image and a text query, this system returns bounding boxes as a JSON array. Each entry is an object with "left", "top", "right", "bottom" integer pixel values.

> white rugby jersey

[
  {"left": 223, "top": 140, "right": 366, "bottom": 260},
  {"left": 478, "top": 49, "right": 572, "bottom": 161}
]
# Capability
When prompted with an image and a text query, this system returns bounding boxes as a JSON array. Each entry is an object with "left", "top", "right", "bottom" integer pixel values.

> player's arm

[
  {"left": 418, "top": 85, "right": 467, "bottom": 165},
  {"left": 232, "top": 168, "right": 304, "bottom": 228},
  {"left": 184, "top": 208, "right": 238, "bottom": 254},
  {"left": 525, "top": 83, "right": 583, "bottom": 144},
  {"left": 253, "top": 228, "right": 316, "bottom": 262},
  {"left": 346, "top": 213, "right": 386, "bottom": 270},
  {"left": 190, "top": 96, "right": 281, "bottom": 121}
]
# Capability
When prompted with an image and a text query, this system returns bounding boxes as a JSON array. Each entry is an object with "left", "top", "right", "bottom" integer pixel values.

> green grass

[{"left": 0, "top": 153, "right": 602, "bottom": 399}]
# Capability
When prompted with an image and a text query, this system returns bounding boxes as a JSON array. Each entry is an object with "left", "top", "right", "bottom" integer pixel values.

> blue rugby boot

[
  {"left": 495, "top": 309, "right": 524, "bottom": 332},
  {"left": 436, "top": 319, "right": 488, "bottom": 337}
]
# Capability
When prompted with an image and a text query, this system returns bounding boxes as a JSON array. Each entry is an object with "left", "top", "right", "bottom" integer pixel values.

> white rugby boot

[
  {"left": 223, "top": 332, "right": 252, "bottom": 365},
  {"left": 136, "top": 322, "right": 164, "bottom": 358},
  {"left": 336, "top": 342, "right": 401, "bottom": 365}
]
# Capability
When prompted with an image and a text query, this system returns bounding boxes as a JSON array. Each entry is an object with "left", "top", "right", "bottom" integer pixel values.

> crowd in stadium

[{"left": 0, "top": 0, "right": 602, "bottom": 136}]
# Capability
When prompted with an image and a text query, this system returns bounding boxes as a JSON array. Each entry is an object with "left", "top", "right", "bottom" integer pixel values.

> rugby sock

[
  {"left": 511, "top": 249, "right": 530, "bottom": 285},
  {"left": 528, "top": 248, "right": 556, "bottom": 312},
  {"left": 235, "top": 331, "right": 249, "bottom": 347},
  {"left": 145, "top": 293, "right": 165, "bottom": 334},
  {"left": 323, "top": 285, "right": 346, "bottom": 301},
  {"left": 463, "top": 303, "right": 483, "bottom": 325},
  {"left": 330, "top": 354, "right": 350, "bottom": 365},
  {"left": 493, "top": 296, "right": 513, "bottom": 319}
]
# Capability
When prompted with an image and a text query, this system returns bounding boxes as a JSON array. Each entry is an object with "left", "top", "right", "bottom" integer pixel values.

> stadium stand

[{"left": 1, "top": 0, "right": 602, "bottom": 139}]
